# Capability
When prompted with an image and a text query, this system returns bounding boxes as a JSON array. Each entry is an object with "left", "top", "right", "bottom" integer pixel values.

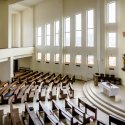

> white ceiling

[{"left": 9, "top": 0, "right": 45, "bottom": 12}]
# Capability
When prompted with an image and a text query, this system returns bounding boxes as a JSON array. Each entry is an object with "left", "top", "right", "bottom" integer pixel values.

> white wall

[
  {"left": 34, "top": 0, "right": 63, "bottom": 74},
  {"left": 0, "top": 47, "right": 34, "bottom": 81},
  {"left": 0, "top": 1, "right": 8, "bottom": 48},
  {"left": 0, "top": 47, "right": 34, "bottom": 60},
  {"left": 11, "top": 13, "right": 21, "bottom": 48},
  {"left": 0, "top": 0, "right": 124, "bottom": 84},
  {"left": 0, "top": 61, "right": 10, "bottom": 82},
  {"left": 63, "top": 0, "right": 98, "bottom": 79},
  {"left": 18, "top": 57, "right": 33, "bottom": 69},
  {"left": 22, "top": 8, "right": 34, "bottom": 47},
  {"left": 34, "top": 0, "right": 99, "bottom": 79},
  {"left": 117, "top": 0, "right": 125, "bottom": 85}
]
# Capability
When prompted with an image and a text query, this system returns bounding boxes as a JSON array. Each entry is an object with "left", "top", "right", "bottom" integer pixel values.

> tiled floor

[{"left": 0, "top": 80, "right": 110, "bottom": 125}]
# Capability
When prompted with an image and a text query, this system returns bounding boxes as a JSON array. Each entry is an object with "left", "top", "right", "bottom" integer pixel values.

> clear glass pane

[
  {"left": 55, "top": 34, "right": 59, "bottom": 46},
  {"left": 108, "top": 33, "right": 116, "bottom": 48},
  {"left": 88, "top": 10, "right": 94, "bottom": 28},
  {"left": 65, "top": 33, "right": 70, "bottom": 46},
  {"left": 56, "top": 21, "right": 59, "bottom": 33},
  {"left": 109, "top": 56, "right": 116, "bottom": 66},
  {"left": 37, "top": 37, "right": 41, "bottom": 46},
  {"left": 37, "top": 27, "right": 41, "bottom": 36},
  {"left": 46, "top": 53, "right": 50, "bottom": 61},
  {"left": 65, "top": 54, "right": 70, "bottom": 63},
  {"left": 46, "top": 36, "right": 50, "bottom": 46},
  {"left": 65, "top": 17, "right": 70, "bottom": 32},
  {"left": 87, "top": 29, "right": 94, "bottom": 47},
  {"left": 55, "top": 53, "right": 59, "bottom": 62},
  {"left": 37, "top": 52, "right": 41, "bottom": 60},
  {"left": 108, "top": 2, "right": 116, "bottom": 23},
  {"left": 76, "top": 55, "right": 82, "bottom": 64},
  {"left": 47, "top": 24, "right": 50, "bottom": 35},
  {"left": 88, "top": 55, "right": 94, "bottom": 65},
  {"left": 76, "top": 31, "right": 81, "bottom": 47},
  {"left": 76, "top": 14, "right": 81, "bottom": 30}
]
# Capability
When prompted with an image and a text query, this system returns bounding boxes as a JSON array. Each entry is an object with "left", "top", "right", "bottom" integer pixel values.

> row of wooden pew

[
  {"left": 0, "top": 70, "right": 75, "bottom": 105},
  {"left": 1, "top": 98, "right": 124, "bottom": 125},
  {"left": 1, "top": 98, "right": 96, "bottom": 125}
]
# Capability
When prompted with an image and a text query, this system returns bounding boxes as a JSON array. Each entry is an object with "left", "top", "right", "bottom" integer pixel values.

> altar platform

[{"left": 83, "top": 81, "right": 125, "bottom": 120}]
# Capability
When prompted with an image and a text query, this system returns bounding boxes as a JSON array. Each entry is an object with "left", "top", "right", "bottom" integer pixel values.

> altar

[{"left": 99, "top": 82, "right": 120, "bottom": 97}]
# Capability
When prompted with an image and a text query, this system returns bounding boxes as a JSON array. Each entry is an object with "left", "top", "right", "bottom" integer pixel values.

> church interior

[{"left": 0, "top": 0, "right": 125, "bottom": 124}]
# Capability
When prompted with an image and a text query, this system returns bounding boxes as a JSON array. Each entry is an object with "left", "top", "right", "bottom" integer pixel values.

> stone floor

[{"left": 0, "top": 80, "right": 110, "bottom": 125}]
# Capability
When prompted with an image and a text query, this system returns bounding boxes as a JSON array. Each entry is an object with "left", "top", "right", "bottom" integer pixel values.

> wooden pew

[
  {"left": 70, "top": 75, "right": 75, "bottom": 84},
  {"left": 18, "top": 67, "right": 31, "bottom": 72},
  {"left": 0, "top": 82, "right": 8, "bottom": 88},
  {"left": 39, "top": 87, "right": 47, "bottom": 101},
  {"left": 23, "top": 102, "right": 43, "bottom": 125},
  {"left": 48, "top": 84, "right": 57, "bottom": 101},
  {"left": 65, "top": 99, "right": 90, "bottom": 124},
  {"left": 0, "top": 83, "right": 10, "bottom": 97},
  {"left": 28, "top": 84, "right": 38, "bottom": 102},
  {"left": 25, "top": 82, "right": 38, "bottom": 102},
  {"left": 10, "top": 103, "right": 22, "bottom": 125},
  {"left": 29, "top": 72, "right": 44, "bottom": 84},
  {"left": 109, "top": 115, "right": 125, "bottom": 125},
  {"left": 52, "top": 100, "right": 78, "bottom": 125},
  {"left": 39, "top": 101, "right": 63, "bottom": 124},
  {"left": 12, "top": 71, "right": 30, "bottom": 82},
  {"left": 59, "top": 82, "right": 68, "bottom": 99},
  {"left": 78, "top": 98, "right": 97, "bottom": 121},
  {"left": 24, "top": 81, "right": 36, "bottom": 102},
  {"left": 36, "top": 72, "right": 50, "bottom": 85},
  {"left": 67, "top": 82, "right": 74, "bottom": 98},
  {"left": 4, "top": 113, "right": 11, "bottom": 125},
  {"left": 1, "top": 81, "right": 18, "bottom": 104},
  {"left": 18, "top": 71, "right": 35, "bottom": 82},
  {"left": 61, "top": 75, "right": 70, "bottom": 86},
  {"left": 14, "top": 82, "right": 29, "bottom": 103},
  {"left": 8, "top": 81, "right": 27, "bottom": 104},
  {"left": 0, "top": 110, "right": 3, "bottom": 125},
  {"left": 53, "top": 74, "right": 62, "bottom": 86},
  {"left": 22, "top": 71, "right": 40, "bottom": 83},
  {"left": 43, "top": 73, "right": 55, "bottom": 86},
  {"left": 27, "top": 72, "right": 41, "bottom": 81},
  {"left": 97, "top": 120, "right": 106, "bottom": 125}
]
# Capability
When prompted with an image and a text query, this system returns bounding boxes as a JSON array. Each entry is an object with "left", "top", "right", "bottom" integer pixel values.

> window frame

[
  {"left": 86, "top": 9, "right": 94, "bottom": 47},
  {"left": 64, "top": 17, "right": 70, "bottom": 47},
  {"left": 45, "top": 24, "right": 51, "bottom": 46},
  {"left": 54, "top": 53, "right": 60, "bottom": 64},
  {"left": 108, "top": 56, "right": 116, "bottom": 67},
  {"left": 75, "top": 13, "right": 82, "bottom": 47},
  {"left": 65, "top": 54, "right": 70, "bottom": 64},
  {"left": 107, "top": 1, "right": 116, "bottom": 23},
  {"left": 107, "top": 32, "right": 116, "bottom": 48},
  {"left": 37, "top": 52, "right": 42, "bottom": 61},
  {"left": 45, "top": 53, "right": 50, "bottom": 63},
  {"left": 36, "top": 27, "right": 42, "bottom": 46},
  {"left": 54, "top": 20, "right": 60, "bottom": 46},
  {"left": 75, "top": 54, "right": 82, "bottom": 65},
  {"left": 87, "top": 55, "right": 94, "bottom": 65}
]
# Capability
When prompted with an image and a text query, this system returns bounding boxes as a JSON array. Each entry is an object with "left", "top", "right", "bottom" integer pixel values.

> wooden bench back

[
  {"left": 10, "top": 103, "right": 22, "bottom": 125},
  {"left": 25, "top": 102, "right": 43, "bottom": 125},
  {"left": 109, "top": 115, "right": 125, "bottom": 125},
  {"left": 52, "top": 100, "right": 74, "bottom": 124},
  {"left": 78, "top": 98, "right": 97, "bottom": 120},
  {"left": 39, "top": 101, "right": 59, "bottom": 125}
]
